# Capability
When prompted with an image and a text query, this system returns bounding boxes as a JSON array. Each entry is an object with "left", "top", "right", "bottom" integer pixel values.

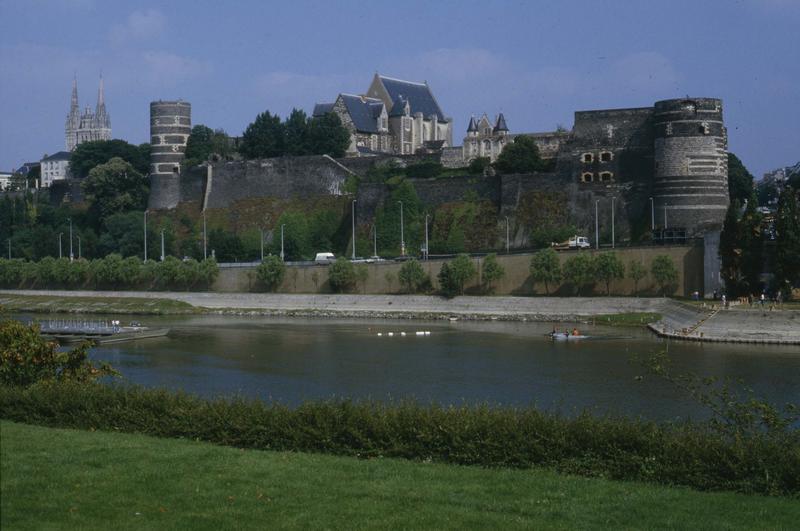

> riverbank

[
  {"left": 2, "top": 421, "right": 796, "bottom": 530},
  {"left": 2, "top": 289, "right": 799, "bottom": 344}
]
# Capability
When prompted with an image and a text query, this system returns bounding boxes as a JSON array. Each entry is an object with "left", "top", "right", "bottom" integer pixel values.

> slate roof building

[
  {"left": 463, "top": 113, "right": 510, "bottom": 162},
  {"left": 314, "top": 73, "right": 452, "bottom": 156},
  {"left": 40, "top": 151, "right": 72, "bottom": 187},
  {"left": 65, "top": 76, "right": 111, "bottom": 151}
]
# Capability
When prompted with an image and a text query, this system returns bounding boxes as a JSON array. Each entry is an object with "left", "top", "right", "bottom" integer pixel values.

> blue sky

[{"left": 0, "top": 0, "right": 798, "bottom": 177}]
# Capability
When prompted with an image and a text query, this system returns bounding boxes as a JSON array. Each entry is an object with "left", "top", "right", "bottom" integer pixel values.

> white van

[{"left": 314, "top": 252, "right": 336, "bottom": 264}]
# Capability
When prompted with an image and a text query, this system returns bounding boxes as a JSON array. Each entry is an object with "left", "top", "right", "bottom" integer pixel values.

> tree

[
  {"left": 728, "top": 153, "right": 755, "bottom": 205},
  {"left": 82, "top": 158, "right": 149, "bottom": 227},
  {"left": 481, "top": 253, "right": 505, "bottom": 293},
  {"left": 270, "top": 211, "right": 311, "bottom": 261},
  {"left": 398, "top": 259, "right": 428, "bottom": 293},
  {"left": 208, "top": 228, "right": 245, "bottom": 262},
  {"left": 375, "top": 179, "right": 422, "bottom": 256},
  {"left": 450, "top": 254, "right": 476, "bottom": 295},
  {"left": 593, "top": 252, "right": 625, "bottom": 295},
  {"left": 493, "top": 135, "right": 543, "bottom": 174},
  {"left": 256, "top": 255, "right": 286, "bottom": 292},
  {"left": 529, "top": 248, "right": 561, "bottom": 295},
  {"left": 70, "top": 139, "right": 150, "bottom": 178},
  {"left": 738, "top": 194, "right": 764, "bottom": 294},
  {"left": 306, "top": 112, "right": 350, "bottom": 158},
  {"left": 628, "top": 260, "right": 647, "bottom": 296},
  {"left": 284, "top": 108, "right": 310, "bottom": 156},
  {"left": 240, "top": 111, "right": 285, "bottom": 159},
  {"left": 467, "top": 157, "right": 491, "bottom": 175},
  {"left": 773, "top": 187, "right": 800, "bottom": 299},
  {"left": 562, "top": 253, "right": 595, "bottom": 295},
  {"left": 328, "top": 257, "right": 356, "bottom": 292},
  {"left": 719, "top": 200, "right": 742, "bottom": 295},
  {"left": 355, "top": 264, "right": 369, "bottom": 294},
  {"left": 651, "top": 255, "right": 678, "bottom": 296},
  {"left": 184, "top": 125, "right": 231, "bottom": 167}
]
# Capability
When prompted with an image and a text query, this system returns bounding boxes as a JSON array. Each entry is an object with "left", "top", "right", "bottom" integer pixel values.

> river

[{"left": 27, "top": 314, "right": 800, "bottom": 421}]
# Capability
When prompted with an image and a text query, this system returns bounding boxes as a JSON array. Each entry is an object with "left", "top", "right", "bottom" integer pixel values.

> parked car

[
  {"left": 551, "top": 236, "right": 591, "bottom": 250},
  {"left": 314, "top": 252, "right": 336, "bottom": 264}
]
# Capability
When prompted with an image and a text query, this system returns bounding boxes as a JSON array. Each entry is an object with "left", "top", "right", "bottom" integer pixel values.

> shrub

[
  {"left": 563, "top": 253, "right": 595, "bottom": 295},
  {"left": 481, "top": 253, "right": 505, "bottom": 293},
  {"left": 651, "top": 255, "right": 678, "bottom": 296},
  {"left": 328, "top": 257, "right": 356, "bottom": 293},
  {"left": 438, "top": 254, "right": 475, "bottom": 297},
  {"left": 256, "top": 255, "right": 286, "bottom": 292},
  {"left": 467, "top": 157, "right": 491, "bottom": 175},
  {"left": 530, "top": 248, "right": 561, "bottom": 295},
  {"left": 593, "top": 253, "right": 625, "bottom": 295},
  {"left": 1, "top": 380, "right": 796, "bottom": 496},
  {"left": 0, "top": 320, "right": 116, "bottom": 386},
  {"left": 398, "top": 259, "right": 428, "bottom": 293},
  {"left": 0, "top": 259, "right": 28, "bottom": 288}
]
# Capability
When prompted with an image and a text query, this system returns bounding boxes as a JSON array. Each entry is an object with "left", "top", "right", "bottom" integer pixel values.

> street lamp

[
  {"left": 649, "top": 197, "right": 655, "bottom": 231},
  {"left": 505, "top": 216, "right": 510, "bottom": 254},
  {"left": 280, "top": 224, "right": 285, "bottom": 261},
  {"left": 203, "top": 211, "right": 207, "bottom": 260},
  {"left": 424, "top": 213, "right": 429, "bottom": 260},
  {"left": 77, "top": 236, "right": 82, "bottom": 259},
  {"left": 664, "top": 204, "right": 668, "bottom": 229},
  {"left": 611, "top": 197, "right": 616, "bottom": 249},
  {"left": 160, "top": 229, "right": 165, "bottom": 261},
  {"left": 594, "top": 200, "right": 599, "bottom": 250},
  {"left": 7, "top": 238, "right": 10, "bottom": 259},
  {"left": 397, "top": 200, "right": 405, "bottom": 256},
  {"left": 58, "top": 232, "right": 63, "bottom": 259},
  {"left": 259, "top": 228, "right": 265, "bottom": 261},
  {"left": 68, "top": 218, "right": 73, "bottom": 261},
  {"left": 351, "top": 199, "right": 357, "bottom": 260},
  {"left": 372, "top": 224, "right": 378, "bottom": 258},
  {"left": 143, "top": 210, "right": 148, "bottom": 262}
]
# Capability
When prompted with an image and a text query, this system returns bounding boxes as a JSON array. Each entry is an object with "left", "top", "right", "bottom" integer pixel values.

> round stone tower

[
  {"left": 653, "top": 98, "right": 728, "bottom": 235},
  {"left": 149, "top": 100, "right": 191, "bottom": 178}
]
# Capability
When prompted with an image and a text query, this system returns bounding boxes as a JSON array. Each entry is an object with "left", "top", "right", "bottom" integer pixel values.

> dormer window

[
  {"left": 599, "top": 171, "right": 613, "bottom": 182},
  {"left": 582, "top": 153, "right": 594, "bottom": 163},
  {"left": 581, "top": 172, "right": 594, "bottom": 183},
  {"left": 600, "top": 151, "right": 613, "bottom": 162}
]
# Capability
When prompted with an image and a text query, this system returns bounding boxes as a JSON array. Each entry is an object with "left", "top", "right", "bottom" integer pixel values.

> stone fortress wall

[{"left": 148, "top": 97, "right": 728, "bottom": 254}]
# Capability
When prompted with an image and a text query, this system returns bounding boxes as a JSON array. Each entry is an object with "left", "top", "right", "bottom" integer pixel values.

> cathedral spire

[
  {"left": 96, "top": 74, "right": 105, "bottom": 113},
  {"left": 70, "top": 75, "right": 79, "bottom": 112}
]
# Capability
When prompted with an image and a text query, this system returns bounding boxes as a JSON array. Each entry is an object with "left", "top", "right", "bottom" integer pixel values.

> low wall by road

[{"left": 213, "top": 245, "right": 703, "bottom": 296}]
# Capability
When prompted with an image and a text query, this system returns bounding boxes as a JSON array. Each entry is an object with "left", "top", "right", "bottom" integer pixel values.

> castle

[
  {"left": 313, "top": 74, "right": 453, "bottom": 156},
  {"left": 65, "top": 76, "right": 111, "bottom": 151}
]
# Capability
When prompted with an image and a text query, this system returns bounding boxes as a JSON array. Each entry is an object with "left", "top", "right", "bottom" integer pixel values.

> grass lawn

[
  {"left": 2, "top": 421, "right": 797, "bottom": 530},
  {"left": 0, "top": 294, "right": 198, "bottom": 315}
]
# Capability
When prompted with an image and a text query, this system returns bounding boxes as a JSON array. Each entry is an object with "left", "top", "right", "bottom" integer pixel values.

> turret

[
  {"left": 653, "top": 98, "right": 728, "bottom": 235},
  {"left": 493, "top": 113, "right": 508, "bottom": 134}
]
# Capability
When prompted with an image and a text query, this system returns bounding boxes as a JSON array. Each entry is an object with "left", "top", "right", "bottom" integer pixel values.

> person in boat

[{"left": 572, "top": 328, "right": 579, "bottom": 336}]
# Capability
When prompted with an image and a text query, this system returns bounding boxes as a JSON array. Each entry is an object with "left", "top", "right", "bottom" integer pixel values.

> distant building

[
  {"left": 65, "top": 76, "right": 111, "bottom": 151},
  {"left": 314, "top": 73, "right": 453, "bottom": 156},
  {"left": 0, "top": 170, "right": 11, "bottom": 191},
  {"left": 14, "top": 162, "right": 40, "bottom": 176},
  {"left": 40, "top": 151, "right": 72, "bottom": 187},
  {"left": 463, "top": 113, "right": 509, "bottom": 162}
]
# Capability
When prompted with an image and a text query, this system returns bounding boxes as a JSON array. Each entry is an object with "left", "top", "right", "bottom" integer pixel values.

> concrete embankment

[
  {"left": 0, "top": 290, "right": 667, "bottom": 322},
  {"left": 3, "top": 290, "right": 798, "bottom": 344},
  {"left": 651, "top": 301, "right": 800, "bottom": 345}
]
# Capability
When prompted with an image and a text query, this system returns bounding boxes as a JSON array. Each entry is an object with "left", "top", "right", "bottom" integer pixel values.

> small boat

[
  {"left": 550, "top": 333, "right": 589, "bottom": 341},
  {"left": 39, "top": 320, "right": 170, "bottom": 345}
]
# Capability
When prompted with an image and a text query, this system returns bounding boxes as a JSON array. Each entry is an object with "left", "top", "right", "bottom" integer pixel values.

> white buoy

[
  {"left": 415, "top": 331, "right": 424, "bottom": 336},
  {"left": 388, "top": 332, "right": 394, "bottom": 337},
  {"left": 400, "top": 332, "right": 407, "bottom": 336},
  {"left": 377, "top": 333, "right": 383, "bottom": 337},
  {"left": 424, "top": 331, "right": 431, "bottom": 335}
]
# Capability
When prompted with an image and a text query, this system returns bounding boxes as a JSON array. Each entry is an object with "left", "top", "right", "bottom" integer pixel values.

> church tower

[{"left": 64, "top": 75, "right": 111, "bottom": 151}]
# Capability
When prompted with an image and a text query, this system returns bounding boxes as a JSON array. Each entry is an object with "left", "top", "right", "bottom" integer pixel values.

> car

[{"left": 314, "top": 252, "right": 336, "bottom": 264}]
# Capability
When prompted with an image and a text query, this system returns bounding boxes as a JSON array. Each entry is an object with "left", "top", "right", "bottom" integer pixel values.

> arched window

[
  {"left": 600, "top": 151, "right": 613, "bottom": 162},
  {"left": 599, "top": 171, "right": 613, "bottom": 182},
  {"left": 582, "top": 153, "right": 594, "bottom": 163},
  {"left": 581, "top": 172, "right": 593, "bottom": 183}
]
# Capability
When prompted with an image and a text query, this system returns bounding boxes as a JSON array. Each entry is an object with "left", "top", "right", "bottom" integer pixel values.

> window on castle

[
  {"left": 581, "top": 172, "right": 593, "bottom": 183},
  {"left": 600, "top": 151, "right": 613, "bottom": 162},
  {"left": 699, "top": 123, "right": 710, "bottom": 135},
  {"left": 599, "top": 172, "right": 613, "bottom": 182},
  {"left": 582, "top": 153, "right": 594, "bottom": 163}
]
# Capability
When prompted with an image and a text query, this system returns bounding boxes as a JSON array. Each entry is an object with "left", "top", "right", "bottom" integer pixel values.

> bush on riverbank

[
  {"left": 0, "top": 256, "right": 219, "bottom": 291},
  {"left": 1, "top": 381, "right": 796, "bottom": 497}
]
